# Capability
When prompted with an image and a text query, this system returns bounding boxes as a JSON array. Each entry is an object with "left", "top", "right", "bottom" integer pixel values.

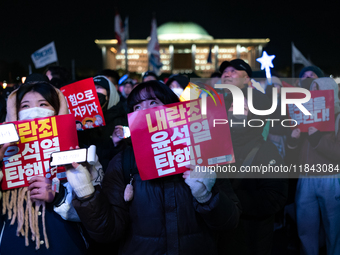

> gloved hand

[
  {"left": 287, "top": 128, "right": 301, "bottom": 149},
  {"left": 183, "top": 166, "right": 216, "bottom": 203},
  {"left": 66, "top": 163, "right": 95, "bottom": 198}
]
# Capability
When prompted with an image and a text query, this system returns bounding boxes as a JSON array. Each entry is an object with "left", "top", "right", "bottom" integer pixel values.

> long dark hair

[
  {"left": 127, "top": 80, "right": 180, "bottom": 112},
  {"left": 16, "top": 82, "right": 60, "bottom": 116}
]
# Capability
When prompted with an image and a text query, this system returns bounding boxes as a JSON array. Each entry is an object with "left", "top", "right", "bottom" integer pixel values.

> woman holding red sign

[
  {"left": 287, "top": 77, "right": 340, "bottom": 255},
  {"left": 0, "top": 81, "right": 92, "bottom": 254},
  {"left": 68, "top": 80, "right": 241, "bottom": 255}
]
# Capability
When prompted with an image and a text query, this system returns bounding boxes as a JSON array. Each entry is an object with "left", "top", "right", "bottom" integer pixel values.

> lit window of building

[{"left": 95, "top": 22, "right": 269, "bottom": 77}]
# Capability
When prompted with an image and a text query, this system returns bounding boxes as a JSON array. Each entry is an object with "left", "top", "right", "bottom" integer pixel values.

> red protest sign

[
  {"left": 281, "top": 81, "right": 294, "bottom": 88},
  {"left": 61, "top": 78, "right": 105, "bottom": 130},
  {"left": 1, "top": 114, "right": 78, "bottom": 190},
  {"left": 128, "top": 96, "right": 234, "bottom": 181},
  {"left": 287, "top": 90, "right": 334, "bottom": 132}
]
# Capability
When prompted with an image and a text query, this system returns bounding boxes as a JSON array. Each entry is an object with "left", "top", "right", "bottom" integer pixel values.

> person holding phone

[
  {"left": 66, "top": 80, "right": 241, "bottom": 255},
  {"left": 0, "top": 81, "right": 93, "bottom": 254}
]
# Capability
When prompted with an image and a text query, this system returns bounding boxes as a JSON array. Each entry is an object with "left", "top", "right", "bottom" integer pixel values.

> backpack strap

[{"left": 122, "top": 146, "right": 138, "bottom": 185}]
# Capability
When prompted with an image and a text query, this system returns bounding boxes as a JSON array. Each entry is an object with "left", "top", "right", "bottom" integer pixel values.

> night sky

[{"left": 1, "top": 0, "right": 340, "bottom": 80}]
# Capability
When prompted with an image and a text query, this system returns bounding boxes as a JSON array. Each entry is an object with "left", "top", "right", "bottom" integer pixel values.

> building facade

[{"left": 95, "top": 22, "right": 269, "bottom": 77}]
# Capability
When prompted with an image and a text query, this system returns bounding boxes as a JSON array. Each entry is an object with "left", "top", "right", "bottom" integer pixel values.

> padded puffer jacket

[{"left": 73, "top": 151, "right": 241, "bottom": 255}]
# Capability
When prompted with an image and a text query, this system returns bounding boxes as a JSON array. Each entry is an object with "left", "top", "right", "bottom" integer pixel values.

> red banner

[
  {"left": 1, "top": 114, "right": 78, "bottom": 190},
  {"left": 128, "top": 96, "right": 234, "bottom": 181},
  {"left": 61, "top": 78, "right": 105, "bottom": 130},
  {"left": 287, "top": 90, "right": 334, "bottom": 132}
]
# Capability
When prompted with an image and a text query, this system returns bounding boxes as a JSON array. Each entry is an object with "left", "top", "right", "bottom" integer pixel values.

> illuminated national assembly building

[{"left": 95, "top": 22, "right": 269, "bottom": 78}]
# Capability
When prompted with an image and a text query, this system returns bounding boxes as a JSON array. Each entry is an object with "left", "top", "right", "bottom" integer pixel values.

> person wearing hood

[
  {"left": 0, "top": 81, "right": 94, "bottom": 254},
  {"left": 165, "top": 74, "right": 189, "bottom": 98},
  {"left": 97, "top": 69, "right": 120, "bottom": 93},
  {"left": 287, "top": 77, "right": 340, "bottom": 255},
  {"left": 77, "top": 75, "right": 128, "bottom": 172},
  {"left": 218, "top": 60, "right": 288, "bottom": 255}
]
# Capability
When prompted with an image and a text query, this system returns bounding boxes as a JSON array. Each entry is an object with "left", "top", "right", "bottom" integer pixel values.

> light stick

[{"left": 256, "top": 51, "right": 275, "bottom": 84}]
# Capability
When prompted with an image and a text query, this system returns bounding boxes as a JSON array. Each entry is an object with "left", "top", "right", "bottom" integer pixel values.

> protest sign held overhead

[
  {"left": 287, "top": 90, "right": 334, "bottom": 132},
  {"left": 128, "top": 96, "right": 234, "bottom": 181},
  {"left": 31, "top": 41, "right": 58, "bottom": 69},
  {"left": 61, "top": 78, "right": 105, "bottom": 130},
  {"left": 1, "top": 114, "right": 78, "bottom": 190}
]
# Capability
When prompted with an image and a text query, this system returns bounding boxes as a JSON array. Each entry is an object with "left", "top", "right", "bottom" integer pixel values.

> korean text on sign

[
  {"left": 1, "top": 114, "right": 78, "bottom": 190},
  {"left": 287, "top": 90, "right": 334, "bottom": 132},
  {"left": 129, "top": 97, "right": 234, "bottom": 181},
  {"left": 61, "top": 78, "right": 106, "bottom": 130}
]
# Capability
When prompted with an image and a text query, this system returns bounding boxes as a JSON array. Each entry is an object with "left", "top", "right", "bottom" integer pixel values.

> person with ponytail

[{"left": 67, "top": 80, "right": 241, "bottom": 255}]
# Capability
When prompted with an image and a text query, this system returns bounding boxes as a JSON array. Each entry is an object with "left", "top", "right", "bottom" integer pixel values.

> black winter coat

[
  {"left": 77, "top": 100, "right": 128, "bottom": 172},
  {"left": 221, "top": 87, "right": 289, "bottom": 255},
  {"left": 73, "top": 151, "right": 241, "bottom": 255},
  {"left": 220, "top": 138, "right": 288, "bottom": 255}
]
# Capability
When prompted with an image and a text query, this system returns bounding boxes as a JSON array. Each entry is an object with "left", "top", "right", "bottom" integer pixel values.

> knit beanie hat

[{"left": 299, "top": 66, "right": 324, "bottom": 79}]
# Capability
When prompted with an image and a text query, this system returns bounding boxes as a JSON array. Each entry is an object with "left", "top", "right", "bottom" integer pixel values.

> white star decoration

[
  {"left": 257, "top": 51, "right": 275, "bottom": 70},
  {"left": 256, "top": 51, "right": 276, "bottom": 84}
]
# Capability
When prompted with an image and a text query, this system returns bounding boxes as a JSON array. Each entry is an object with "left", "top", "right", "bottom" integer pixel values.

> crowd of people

[{"left": 0, "top": 60, "right": 339, "bottom": 255}]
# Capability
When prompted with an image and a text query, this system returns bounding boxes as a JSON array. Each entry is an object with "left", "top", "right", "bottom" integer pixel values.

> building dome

[{"left": 157, "top": 22, "right": 213, "bottom": 41}]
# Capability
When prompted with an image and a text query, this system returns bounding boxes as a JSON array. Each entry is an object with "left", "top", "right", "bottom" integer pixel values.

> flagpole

[
  {"left": 147, "top": 13, "right": 162, "bottom": 75},
  {"left": 124, "top": 44, "right": 128, "bottom": 72},
  {"left": 291, "top": 42, "right": 295, "bottom": 78},
  {"left": 124, "top": 16, "right": 129, "bottom": 72},
  {"left": 125, "top": 49, "right": 128, "bottom": 72}
]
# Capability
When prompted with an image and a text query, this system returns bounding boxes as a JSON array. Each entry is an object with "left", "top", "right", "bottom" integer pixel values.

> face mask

[
  {"left": 19, "top": 107, "right": 55, "bottom": 121},
  {"left": 97, "top": 93, "right": 108, "bottom": 110},
  {"left": 171, "top": 88, "right": 184, "bottom": 98}
]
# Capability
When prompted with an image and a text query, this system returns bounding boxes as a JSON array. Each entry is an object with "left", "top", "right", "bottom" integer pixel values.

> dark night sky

[{"left": 1, "top": 0, "right": 340, "bottom": 79}]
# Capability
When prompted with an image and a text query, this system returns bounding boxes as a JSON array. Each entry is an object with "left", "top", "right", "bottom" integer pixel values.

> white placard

[
  {"left": 0, "top": 123, "right": 20, "bottom": 145},
  {"left": 50, "top": 148, "right": 87, "bottom": 166}
]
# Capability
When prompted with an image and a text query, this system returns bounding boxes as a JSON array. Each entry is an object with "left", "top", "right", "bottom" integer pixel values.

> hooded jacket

[
  {"left": 1, "top": 84, "right": 89, "bottom": 255},
  {"left": 77, "top": 76, "right": 128, "bottom": 172}
]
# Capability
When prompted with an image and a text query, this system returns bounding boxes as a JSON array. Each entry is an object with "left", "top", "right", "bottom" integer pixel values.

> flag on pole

[
  {"left": 123, "top": 16, "right": 129, "bottom": 71},
  {"left": 31, "top": 41, "right": 58, "bottom": 69},
  {"left": 147, "top": 16, "right": 163, "bottom": 75},
  {"left": 207, "top": 44, "right": 212, "bottom": 64},
  {"left": 124, "top": 16, "right": 129, "bottom": 43},
  {"left": 115, "top": 12, "right": 126, "bottom": 52},
  {"left": 292, "top": 42, "right": 311, "bottom": 66}
]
